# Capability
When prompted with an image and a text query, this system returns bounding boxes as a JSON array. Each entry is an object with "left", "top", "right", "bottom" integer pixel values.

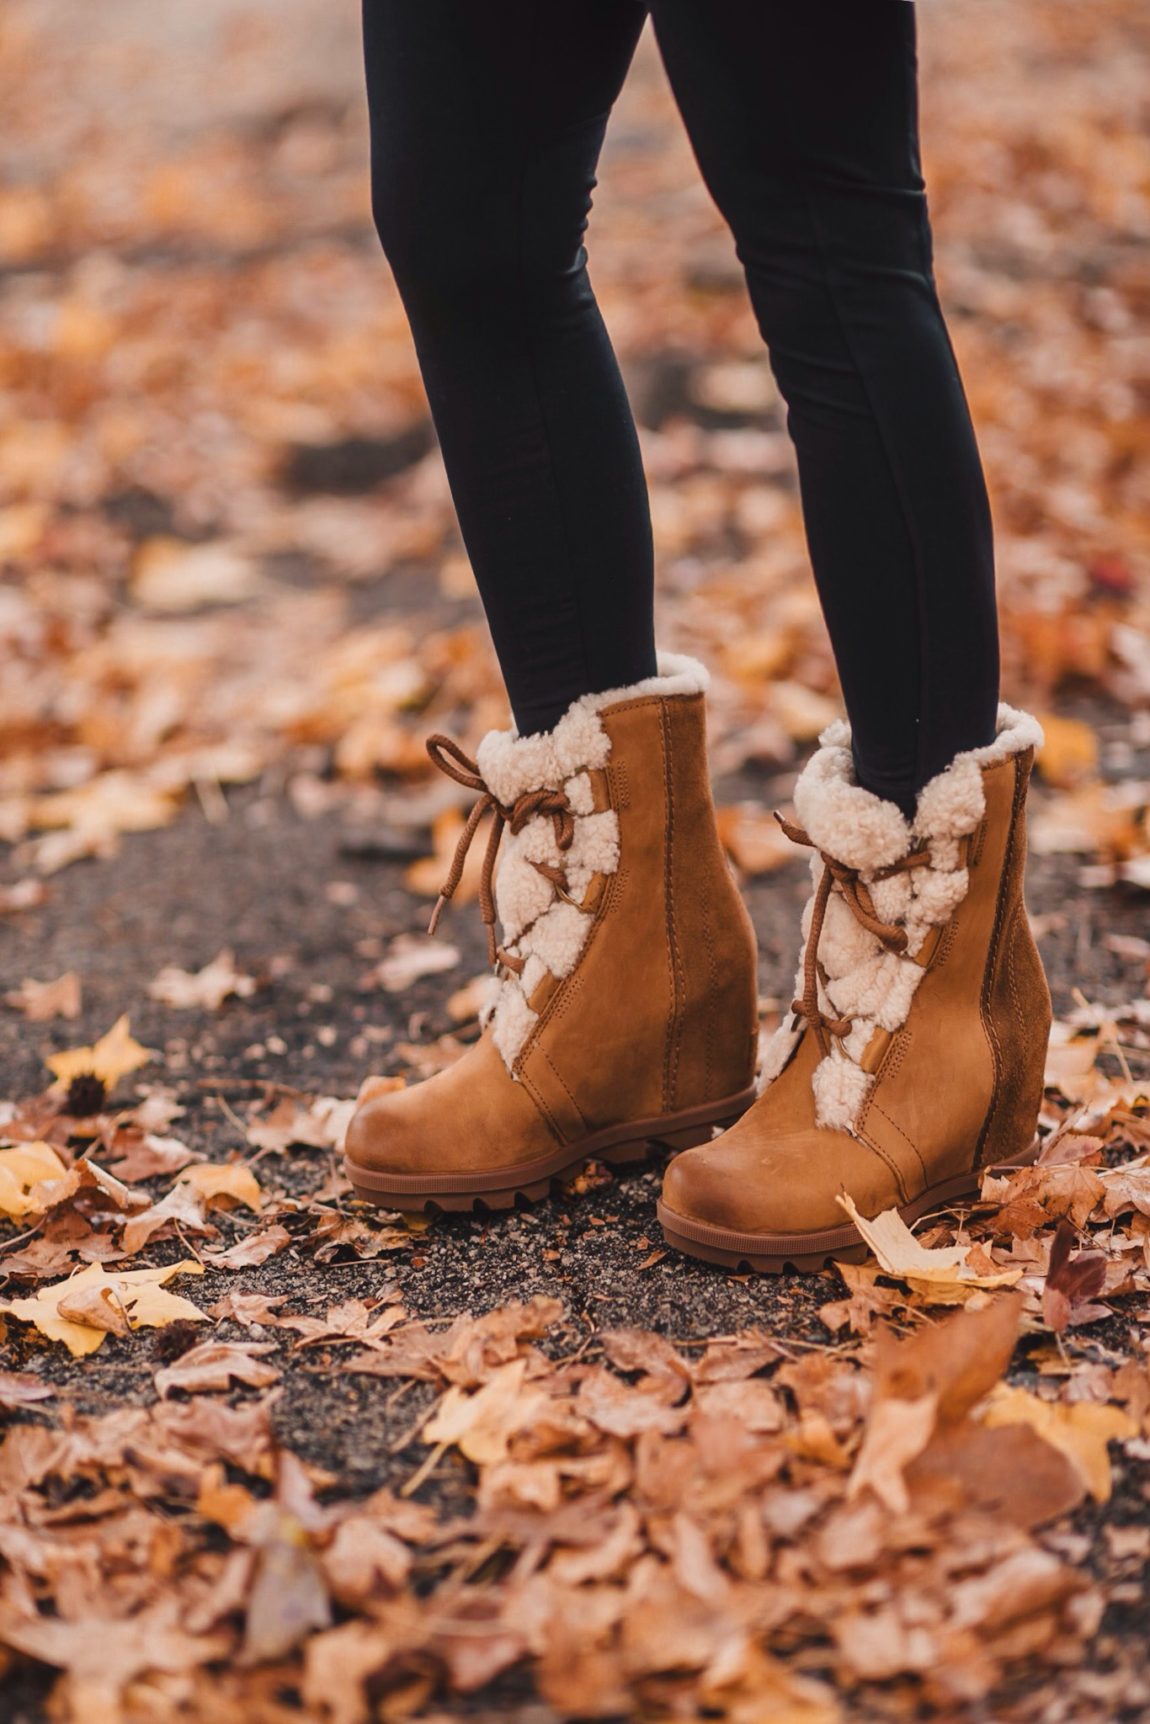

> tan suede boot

[
  {"left": 658, "top": 706, "right": 1051, "bottom": 1272},
  {"left": 344, "top": 655, "right": 759, "bottom": 1210}
]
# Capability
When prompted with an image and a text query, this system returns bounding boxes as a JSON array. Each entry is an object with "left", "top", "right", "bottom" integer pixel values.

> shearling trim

[
  {"left": 480, "top": 651, "right": 708, "bottom": 1074},
  {"left": 476, "top": 653, "right": 708, "bottom": 806},
  {"left": 769, "top": 702, "right": 1043, "bottom": 1130},
  {"left": 491, "top": 984, "right": 538, "bottom": 1072}
]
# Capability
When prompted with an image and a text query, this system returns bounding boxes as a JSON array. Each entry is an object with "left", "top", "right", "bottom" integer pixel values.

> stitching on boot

[
  {"left": 875, "top": 1026, "right": 911, "bottom": 1086},
  {"left": 866, "top": 1101, "right": 927, "bottom": 1192},
  {"left": 660, "top": 704, "right": 683, "bottom": 1115},
  {"left": 701, "top": 900, "right": 718, "bottom": 1097},
  {"left": 969, "top": 815, "right": 989, "bottom": 868},
  {"left": 518, "top": 1068, "right": 572, "bottom": 1148},
  {"left": 851, "top": 1131, "right": 912, "bottom": 1206},
  {"left": 974, "top": 757, "right": 1027, "bottom": 1167},
  {"left": 537, "top": 1046, "right": 591, "bottom": 1136},
  {"left": 1007, "top": 903, "right": 1026, "bottom": 1032},
  {"left": 931, "top": 915, "right": 960, "bottom": 973}
]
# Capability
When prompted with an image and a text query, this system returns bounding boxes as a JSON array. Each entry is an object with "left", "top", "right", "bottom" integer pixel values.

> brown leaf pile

[{"left": 1, "top": 1009, "right": 1148, "bottom": 1721}]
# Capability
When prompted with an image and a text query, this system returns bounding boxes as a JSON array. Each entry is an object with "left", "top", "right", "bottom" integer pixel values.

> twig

[{"left": 400, "top": 1440, "right": 447, "bottom": 1498}]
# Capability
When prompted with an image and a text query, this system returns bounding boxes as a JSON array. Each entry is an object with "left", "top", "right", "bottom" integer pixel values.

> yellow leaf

[
  {"left": 177, "top": 1162, "right": 262, "bottom": 1211},
  {"left": 980, "top": 1385, "right": 1136, "bottom": 1502},
  {"left": 1, "top": 1260, "right": 206, "bottom": 1356},
  {"left": 422, "top": 1359, "right": 548, "bottom": 1466},
  {"left": 0, "top": 1142, "right": 68, "bottom": 1219},
  {"left": 45, "top": 1014, "right": 154, "bottom": 1090},
  {"left": 837, "top": 1194, "right": 1022, "bottom": 1301},
  {"left": 715, "top": 805, "right": 796, "bottom": 875},
  {"left": 1036, "top": 714, "right": 1099, "bottom": 789}
]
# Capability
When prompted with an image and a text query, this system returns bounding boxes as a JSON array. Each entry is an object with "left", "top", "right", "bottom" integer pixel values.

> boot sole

[
  {"left": 344, "top": 1085, "right": 758, "bottom": 1214},
  {"left": 656, "top": 1140, "right": 1043, "bottom": 1275}
]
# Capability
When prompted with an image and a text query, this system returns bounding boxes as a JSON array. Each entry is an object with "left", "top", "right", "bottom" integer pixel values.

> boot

[
  {"left": 344, "top": 654, "right": 759, "bottom": 1210},
  {"left": 658, "top": 705, "right": 1051, "bottom": 1272}
]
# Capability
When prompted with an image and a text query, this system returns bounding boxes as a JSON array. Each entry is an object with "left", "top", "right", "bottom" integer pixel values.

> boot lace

[
  {"left": 774, "top": 812, "right": 932, "bottom": 1057},
  {"left": 424, "top": 734, "right": 579, "bottom": 974}
]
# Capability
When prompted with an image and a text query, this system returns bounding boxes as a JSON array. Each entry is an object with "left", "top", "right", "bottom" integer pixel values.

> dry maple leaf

[
  {"left": 422, "top": 1357, "right": 552, "bottom": 1465},
  {"left": 369, "top": 932, "right": 461, "bottom": 992},
  {"left": 45, "top": 1014, "right": 154, "bottom": 1113},
  {"left": 147, "top": 947, "right": 258, "bottom": 1010},
  {"left": 201, "top": 1224, "right": 293, "bottom": 1269},
  {"left": 836, "top": 1193, "right": 1022, "bottom": 1301},
  {"left": 980, "top": 1384, "right": 1137, "bottom": 1501},
  {"left": 119, "top": 1182, "right": 215, "bottom": 1254},
  {"left": 715, "top": 803, "right": 797, "bottom": 874},
  {"left": 155, "top": 1340, "right": 281, "bottom": 1397},
  {"left": 848, "top": 1297, "right": 1023, "bottom": 1514},
  {"left": 177, "top": 1160, "right": 262, "bottom": 1211},
  {"left": 23, "top": 771, "right": 182, "bottom": 872},
  {"left": 0, "top": 1603, "right": 230, "bottom": 1723},
  {"left": 1035, "top": 712, "right": 1099, "bottom": 787},
  {"left": 246, "top": 1093, "right": 355, "bottom": 1153},
  {"left": 0, "top": 1140, "right": 68, "bottom": 1218},
  {"left": 0, "top": 1370, "right": 54, "bottom": 1410},
  {"left": 3, "top": 971, "right": 81, "bottom": 1021},
  {"left": 1042, "top": 1220, "right": 1110, "bottom": 1331},
  {"left": 1, "top": 1259, "right": 207, "bottom": 1356}
]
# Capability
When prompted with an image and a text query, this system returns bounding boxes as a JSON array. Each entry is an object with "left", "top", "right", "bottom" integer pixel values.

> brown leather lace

[
  {"left": 774, "top": 811, "right": 932, "bottom": 1056},
  {"left": 424, "top": 734, "right": 577, "bottom": 972}
]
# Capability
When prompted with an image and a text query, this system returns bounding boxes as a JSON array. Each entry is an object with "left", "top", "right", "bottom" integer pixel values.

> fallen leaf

[
  {"left": 0, "top": 1141, "right": 68, "bottom": 1218},
  {"left": 155, "top": 1340, "right": 281, "bottom": 1397},
  {"left": 148, "top": 948, "right": 258, "bottom": 1010},
  {"left": 1042, "top": 1221, "right": 1109, "bottom": 1331},
  {"left": 837, "top": 1194, "right": 1022, "bottom": 1299},
  {"left": 371, "top": 933, "right": 461, "bottom": 992},
  {"left": 981, "top": 1385, "right": 1137, "bottom": 1501},
  {"left": 3, "top": 972, "right": 81, "bottom": 1021},
  {"left": 1, "top": 1259, "right": 206, "bottom": 1356},
  {"left": 0, "top": 1370, "right": 54, "bottom": 1410},
  {"left": 177, "top": 1161, "right": 262, "bottom": 1211},
  {"left": 201, "top": 1224, "right": 292, "bottom": 1269},
  {"left": 45, "top": 1014, "right": 154, "bottom": 1091},
  {"left": 716, "top": 804, "right": 797, "bottom": 874},
  {"left": 243, "top": 1514, "right": 331, "bottom": 1663},
  {"left": 1036, "top": 714, "right": 1099, "bottom": 787},
  {"left": 422, "top": 1359, "right": 550, "bottom": 1464}
]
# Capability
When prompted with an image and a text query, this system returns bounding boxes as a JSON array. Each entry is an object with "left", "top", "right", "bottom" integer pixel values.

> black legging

[{"left": 362, "top": 0, "right": 999, "bottom": 815}]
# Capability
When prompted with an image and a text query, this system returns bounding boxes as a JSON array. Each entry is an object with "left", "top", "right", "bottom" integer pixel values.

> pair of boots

[{"left": 344, "top": 656, "right": 1050, "bottom": 1273}]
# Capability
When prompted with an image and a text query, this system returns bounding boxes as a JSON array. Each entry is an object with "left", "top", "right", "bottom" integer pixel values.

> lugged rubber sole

[
  {"left": 344, "top": 1085, "right": 758, "bottom": 1214},
  {"left": 657, "top": 1140, "right": 1043, "bottom": 1275}
]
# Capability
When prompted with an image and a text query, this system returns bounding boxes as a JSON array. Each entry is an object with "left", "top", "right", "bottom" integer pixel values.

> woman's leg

[
  {"left": 362, "top": 0, "right": 655, "bottom": 737},
  {"left": 649, "top": 0, "right": 999, "bottom": 813}
]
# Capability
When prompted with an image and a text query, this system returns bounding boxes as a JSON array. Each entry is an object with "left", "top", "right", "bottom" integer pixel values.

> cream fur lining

[
  {"left": 480, "top": 653, "right": 710, "bottom": 1073},
  {"left": 761, "top": 702, "right": 1044, "bottom": 1131}
]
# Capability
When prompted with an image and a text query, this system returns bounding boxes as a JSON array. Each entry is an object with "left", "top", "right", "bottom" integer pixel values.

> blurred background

[{"left": 1, "top": 0, "right": 1148, "bottom": 1083}]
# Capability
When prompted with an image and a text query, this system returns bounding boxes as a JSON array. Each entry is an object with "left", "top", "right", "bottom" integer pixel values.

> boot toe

[
  {"left": 661, "top": 1142, "right": 750, "bottom": 1232},
  {"left": 344, "top": 1086, "right": 424, "bottom": 1176},
  {"left": 662, "top": 1122, "right": 894, "bottom": 1238}
]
